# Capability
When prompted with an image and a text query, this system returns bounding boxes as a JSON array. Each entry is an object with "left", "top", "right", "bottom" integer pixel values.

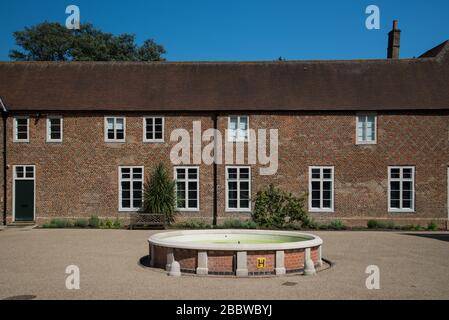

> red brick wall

[
  {"left": 247, "top": 251, "right": 275, "bottom": 273},
  {"left": 311, "top": 246, "right": 319, "bottom": 264},
  {"left": 152, "top": 245, "right": 167, "bottom": 268},
  {"left": 285, "top": 249, "right": 305, "bottom": 271},
  {"left": 5, "top": 111, "right": 449, "bottom": 226},
  {"left": 174, "top": 248, "right": 197, "bottom": 272},
  {"left": 207, "top": 251, "right": 234, "bottom": 273}
]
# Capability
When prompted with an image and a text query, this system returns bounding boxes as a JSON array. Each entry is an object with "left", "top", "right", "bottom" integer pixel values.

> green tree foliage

[
  {"left": 9, "top": 22, "right": 166, "bottom": 61},
  {"left": 142, "top": 163, "right": 176, "bottom": 224},
  {"left": 252, "top": 184, "right": 309, "bottom": 228}
]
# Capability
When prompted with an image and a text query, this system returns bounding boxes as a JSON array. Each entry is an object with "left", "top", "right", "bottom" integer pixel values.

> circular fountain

[{"left": 148, "top": 229, "right": 323, "bottom": 277}]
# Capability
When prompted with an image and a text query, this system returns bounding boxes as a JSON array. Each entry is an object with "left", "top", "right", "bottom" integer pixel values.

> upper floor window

[
  {"left": 46, "top": 116, "right": 63, "bottom": 142},
  {"left": 388, "top": 166, "right": 415, "bottom": 212},
  {"left": 309, "top": 166, "right": 334, "bottom": 212},
  {"left": 105, "top": 117, "right": 125, "bottom": 142},
  {"left": 356, "top": 113, "right": 376, "bottom": 144},
  {"left": 175, "top": 167, "right": 199, "bottom": 211},
  {"left": 143, "top": 117, "right": 164, "bottom": 142},
  {"left": 13, "top": 116, "right": 29, "bottom": 142},
  {"left": 226, "top": 166, "right": 251, "bottom": 211},
  {"left": 228, "top": 116, "right": 249, "bottom": 142},
  {"left": 119, "top": 166, "right": 143, "bottom": 211}
]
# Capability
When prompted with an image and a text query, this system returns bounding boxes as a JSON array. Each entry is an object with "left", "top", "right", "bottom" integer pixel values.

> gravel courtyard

[{"left": 0, "top": 228, "right": 448, "bottom": 300}]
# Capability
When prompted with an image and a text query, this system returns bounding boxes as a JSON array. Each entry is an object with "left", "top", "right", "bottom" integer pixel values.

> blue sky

[{"left": 0, "top": 0, "right": 448, "bottom": 61}]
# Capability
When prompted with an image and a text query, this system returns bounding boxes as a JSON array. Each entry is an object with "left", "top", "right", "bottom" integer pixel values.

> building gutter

[
  {"left": 212, "top": 113, "right": 218, "bottom": 226},
  {"left": 0, "top": 97, "right": 7, "bottom": 226}
]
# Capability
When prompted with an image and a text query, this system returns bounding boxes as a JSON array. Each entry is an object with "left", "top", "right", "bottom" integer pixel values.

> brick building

[{"left": 1, "top": 24, "right": 448, "bottom": 228}]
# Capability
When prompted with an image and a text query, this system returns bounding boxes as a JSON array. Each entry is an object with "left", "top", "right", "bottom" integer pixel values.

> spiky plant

[{"left": 142, "top": 162, "right": 176, "bottom": 224}]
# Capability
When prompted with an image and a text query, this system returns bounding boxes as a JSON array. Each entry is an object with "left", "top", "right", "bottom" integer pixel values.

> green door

[{"left": 14, "top": 166, "right": 35, "bottom": 222}]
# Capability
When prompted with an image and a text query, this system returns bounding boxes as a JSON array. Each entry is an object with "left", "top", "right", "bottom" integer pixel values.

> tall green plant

[
  {"left": 252, "top": 184, "right": 308, "bottom": 228},
  {"left": 142, "top": 163, "right": 176, "bottom": 224}
]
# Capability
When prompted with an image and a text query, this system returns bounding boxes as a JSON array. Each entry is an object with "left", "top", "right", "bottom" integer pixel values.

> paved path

[{"left": 0, "top": 228, "right": 448, "bottom": 299}]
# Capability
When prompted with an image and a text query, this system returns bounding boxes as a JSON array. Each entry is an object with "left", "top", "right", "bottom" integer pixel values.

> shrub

[
  {"left": 74, "top": 218, "right": 88, "bottom": 228},
  {"left": 219, "top": 219, "right": 257, "bottom": 229},
  {"left": 427, "top": 221, "right": 438, "bottom": 231},
  {"left": 367, "top": 220, "right": 378, "bottom": 229},
  {"left": 173, "top": 219, "right": 211, "bottom": 229},
  {"left": 113, "top": 218, "right": 122, "bottom": 229},
  {"left": 103, "top": 218, "right": 113, "bottom": 229},
  {"left": 328, "top": 220, "right": 347, "bottom": 230},
  {"left": 88, "top": 215, "right": 100, "bottom": 228},
  {"left": 142, "top": 162, "right": 176, "bottom": 224},
  {"left": 252, "top": 184, "right": 308, "bottom": 229}
]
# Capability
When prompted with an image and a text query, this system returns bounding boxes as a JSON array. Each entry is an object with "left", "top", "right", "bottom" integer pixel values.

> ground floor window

[
  {"left": 119, "top": 166, "right": 143, "bottom": 211},
  {"left": 309, "top": 166, "right": 334, "bottom": 212},
  {"left": 388, "top": 166, "right": 414, "bottom": 212},
  {"left": 175, "top": 167, "right": 199, "bottom": 211},
  {"left": 226, "top": 166, "right": 251, "bottom": 211}
]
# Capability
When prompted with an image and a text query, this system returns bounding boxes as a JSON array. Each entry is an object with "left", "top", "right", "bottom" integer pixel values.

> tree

[
  {"left": 142, "top": 163, "right": 176, "bottom": 224},
  {"left": 9, "top": 22, "right": 166, "bottom": 61}
]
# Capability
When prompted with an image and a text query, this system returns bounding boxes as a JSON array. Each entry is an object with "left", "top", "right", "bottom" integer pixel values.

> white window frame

[
  {"left": 143, "top": 116, "right": 165, "bottom": 143},
  {"left": 356, "top": 113, "right": 377, "bottom": 145},
  {"left": 118, "top": 166, "right": 144, "bottom": 212},
  {"left": 225, "top": 166, "right": 251, "bottom": 212},
  {"left": 12, "top": 165, "right": 36, "bottom": 222},
  {"left": 46, "top": 115, "right": 63, "bottom": 143},
  {"left": 13, "top": 116, "right": 30, "bottom": 143},
  {"left": 388, "top": 166, "right": 415, "bottom": 213},
  {"left": 308, "top": 166, "right": 335, "bottom": 213},
  {"left": 104, "top": 116, "right": 126, "bottom": 142},
  {"left": 228, "top": 115, "right": 249, "bottom": 142},
  {"left": 174, "top": 166, "right": 200, "bottom": 212}
]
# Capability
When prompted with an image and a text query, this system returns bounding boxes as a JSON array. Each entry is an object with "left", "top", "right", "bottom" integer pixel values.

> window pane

[
  {"left": 228, "top": 168, "right": 237, "bottom": 179},
  {"left": 17, "top": 132, "right": 28, "bottom": 140},
  {"left": 311, "top": 169, "right": 320, "bottom": 179},
  {"left": 122, "top": 200, "right": 131, "bottom": 208},
  {"left": 323, "top": 181, "right": 332, "bottom": 191},
  {"left": 228, "top": 181, "right": 238, "bottom": 191},
  {"left": 402, "top": 190, "right": 412, "bottom": 201},
  {"left": 25, "top": 167, "right": 34, "bottom": 178},
  {"left": 390, "top": 169, "right": 400, "bottom": 179},
  {"left": 133, "top": 199, "right": 142, "bottom": 208},
  {"left": 116, "top": 130, "right": 124, "bottom": 140},
  {"left": 229, "top": 117, "right": 238, "bottom": 130},
  {"left": 229, "top": 190, "right": 238, "bottom": 200},
  {"left": 390, "top": 199, "right": 400, "bottom": 209},
  {"left": 240, "top": 199, "right": 249, "bottom": 209},
  {"left": 176, "top": 169, "right": 185, "bottom": 179},
  {"left": 323, "top": 190, "right": 331, "bottom": 200},
  {"left": 121, "top": 168, "right": 130, "bottom": 178},
  {"left": 107, "top": 118, "right": 114, "bottom": 130},
  {"left": 154, "top": 131, "right": 163, "bottom": 140},
  {"left": 228, "top": 199, "right": 238, "bottom": 208},
  {"left": 146, "top": 131, "right": 153, "bottom": 140},
  {"left": 240, "top": 181, "right": 249, "bottom": 191},
  {"left": 323, "top": 169, "right": 332, "bottom": 179},
  {"left": 311, "top": 190, "right": 320, "bottom": 200},
  {"left": 323, "top": 200, "right": 331, "bottom": 208},
  {"left": 155, "top": 118, "right": 162, "bottom": 125},
  {"left": 403, "top": 169, "right": 412, "bottom": 179},
  {"left": 311, "top": 181, "right": 320, "bottom": 191},
  {"left": 107, "top": 130, "right": 115, "bottom": 139},
  {"left": 116, "top": 118, "right": 124, "bottom": 130},
  {"left": 402, "top": 200, "right": 412, "bottom": 209},
  {"left": 188, "top": 199, "right": 198, "bottom": 208},
  {"left": 16, "top": 167, "right": 24, "bottom": 178},
  {"left": 402, "top": 181, "right": 412, "bottom": 191},
  {"left": 390, "top": 181, "right": 400, "bottom": 191},
  {"left": 390, "top": 191, "right": 400, "bottom": 201},
  {"left": 239, "top": 168, "right": 249, "bottom": 179},
  {"left": 311, "top": 200, "right": 320, "bottom": 208},
  {"left": 188, "top": 169, "right": 198, "bottom": 179}
]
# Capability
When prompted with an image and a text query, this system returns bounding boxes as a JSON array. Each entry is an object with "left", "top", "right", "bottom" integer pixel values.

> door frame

[{"left": 12, "top": 165, "right": 36, "bottom": 222}]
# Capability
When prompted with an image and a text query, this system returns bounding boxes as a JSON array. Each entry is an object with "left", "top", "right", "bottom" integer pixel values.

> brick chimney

[{"left": 387, "top": 20, "right": 401, "bottom": 59}]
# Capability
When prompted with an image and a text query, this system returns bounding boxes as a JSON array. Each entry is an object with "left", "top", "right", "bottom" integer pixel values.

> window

[
  {"left": 309, "top": 166, "right": 334, "bottom": 212},
  {"left": 228, "top": 116, "right": 249, "bottom": 142},
  {"left": 13, "top": 116, "right": 29, "bottom": 142},
  {"left": 356, "top": 113, "right": 376, "bottom": 144},
  {"left": 15, "top": 165, "right": 35, "bottom": 179},
  {"left": 119, "top": 166, "right": 143, "bottom": 211},
  {"left": 388, "top": 166, "right": 415, "bottom": 212},
  {"left": 143, "top": 117, "right": 164, "bottom": 142},
  {"left": 46, "top": 116, "right": 63, "bottom": 142},
  {"left": 226, "top": 166, "right": 251, "bottom": 211},
  {"left": 105, "top": 117, "right": 125, "bottom": 142},
  {"left": 175, "top": 167, "right": 199, "bottom": 211}
]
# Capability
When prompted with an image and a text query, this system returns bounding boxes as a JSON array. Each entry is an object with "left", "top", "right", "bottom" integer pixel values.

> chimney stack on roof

[{"left": 387, "top": 20, "right": 401, "bottom": 59}]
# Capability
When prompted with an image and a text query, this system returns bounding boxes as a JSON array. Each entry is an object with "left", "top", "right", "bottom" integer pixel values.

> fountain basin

[{"left": 148, "top": 229, "right": 323, "bottom": 276}]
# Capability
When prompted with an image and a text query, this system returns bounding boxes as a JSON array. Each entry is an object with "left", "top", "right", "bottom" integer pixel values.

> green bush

[
  {"left": 219, "top": 219, "right": 257, "bottom": 229},
  {"left": 88, "top": 215, "right": 100, "bottom": 228},
  {"left": 102, "top": 218, "right": 113, "bottom": 229},
  {"left": 367, "top": 220, "right": 378, "bottom": 229},
  {"left": 328, "top": 220, "right": 347, "bottom": 230},
  {"left": 427, "top": 221, "right": 438, "bottom": 231},
  {"left": 252, "top": 184, "right": 308, "bottom": 229},
  {"left": 142, "top": 162, "right": 176, "bottom": 224},
  {"left": 74, "top": 218, "right": 88, "bottom": 228},
  {"left": 46, "top": 218, "right": 72, "bottom": 228},
  {"left": 113, "top": 218, "right": 122, "bottom": 229},
  {"left": 173, "top": 219, "right": 211, "bottom": 229}
]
